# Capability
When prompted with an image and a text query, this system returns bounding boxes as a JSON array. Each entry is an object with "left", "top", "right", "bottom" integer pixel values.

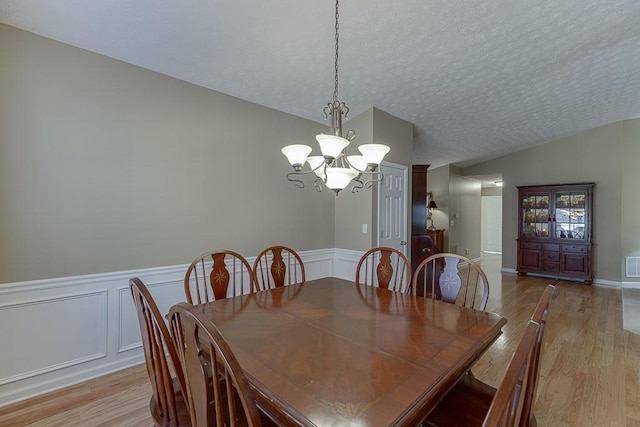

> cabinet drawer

[
  {"left": 543, "top": 261, "right": 560, "bottom": 273},
  {"left": 521, "top": 242, "right": 542, "bottom": 250},
  {"left": 562, "top": 244, "right": 588, "bottom": 254},
  {"left": 543, "top": 244, "right": 559, "bottom": 251},
  {"left": 544, "top": 252, "right": 560, "bottom": 262}
]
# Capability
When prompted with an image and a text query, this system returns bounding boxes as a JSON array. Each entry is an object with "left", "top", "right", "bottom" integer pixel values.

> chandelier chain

[
  {"left": 333, "top": 0, "right": 339, "bottom": 103},
  {"left": 280, "top": 0, "right": 389, "bottom": 195}
]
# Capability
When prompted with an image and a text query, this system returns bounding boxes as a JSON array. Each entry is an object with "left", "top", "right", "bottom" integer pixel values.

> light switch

[{"left": 362, "top": 224, "right": 368, "bottom": 234}]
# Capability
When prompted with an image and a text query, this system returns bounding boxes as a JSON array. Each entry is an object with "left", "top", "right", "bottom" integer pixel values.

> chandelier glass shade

[{"left": 281, "top": 0, "right": 390, "bottom": 195}]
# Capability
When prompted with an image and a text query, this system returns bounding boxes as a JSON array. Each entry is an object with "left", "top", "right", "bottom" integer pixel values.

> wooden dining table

[{"left": 195, "top": 277, "right": 507, "bottom": 426}]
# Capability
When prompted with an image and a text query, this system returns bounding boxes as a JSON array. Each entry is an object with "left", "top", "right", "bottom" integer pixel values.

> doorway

[
  {"left": 377, "top": 162, "right": 408, "bottom": 256},
  {"left": 481, "top": 195, "right": 502, "bottom": 253}
]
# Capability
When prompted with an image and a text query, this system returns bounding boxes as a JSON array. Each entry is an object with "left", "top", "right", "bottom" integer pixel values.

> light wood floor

[{"left": 1, "top": 255, "right": 639, "bottom": 426}]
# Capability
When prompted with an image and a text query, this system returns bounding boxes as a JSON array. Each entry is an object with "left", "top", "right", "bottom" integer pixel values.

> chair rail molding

[{"left": 0, "top": 247, "right": 356, "bottom": 407}]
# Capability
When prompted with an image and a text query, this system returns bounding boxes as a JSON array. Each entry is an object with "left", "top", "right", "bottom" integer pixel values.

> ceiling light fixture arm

[
  {"left": 349, "top": 169, "right": 384, "bottom": 193},
  {"left": 351, "top": 177, "right": 364, "bottom": 193},
  {"left": 286, "top": 161, "right": 328, "bottom": 191},
  {"left": 362, "top": 171, "right": 384, "bottom": 189},
  {"left": 285, "top": 172, "right": 307, "bottom": 189}
]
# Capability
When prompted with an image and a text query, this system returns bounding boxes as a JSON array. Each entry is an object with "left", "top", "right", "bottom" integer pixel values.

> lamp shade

[
  {"left": 307, "top": 156, "right": 326, "bottom": 179},
  {"left": 325, "top": 167, "right": 359, "bottom": 191},
  {"left": 316, "top": 134, "right": 350, "bottom": 159},
  {"left": 282, "top": 144, "right": 312, "bottom": 168},
  {"left": 428, "top": 200, "right": 438, "bottom": 209},
  {"left": 347, "top": 155, "right": 367, "bottom": 172},
  {"left": 358, "top": 144, "right": 390, "bottom": 165}
]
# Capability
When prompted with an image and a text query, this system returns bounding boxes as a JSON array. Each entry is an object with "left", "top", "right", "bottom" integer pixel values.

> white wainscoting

[
  {"left": 332, "top": 248, "right": 363, "bottom": 281},
  {"left": 0, "top": 247, "right": 361, "bottom": 407}
]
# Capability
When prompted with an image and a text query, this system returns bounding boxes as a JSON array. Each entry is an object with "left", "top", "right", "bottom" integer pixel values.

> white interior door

[
  {"left": 378, "top": 162, "right": 408, "bottom": 255},
  {"left": 481, "top": 195, "right": 502, "bottom": 253}
]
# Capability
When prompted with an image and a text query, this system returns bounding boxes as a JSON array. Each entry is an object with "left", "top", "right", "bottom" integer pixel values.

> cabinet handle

[{"left": 422, "top": 248, "right": 430, "bottom": 253}]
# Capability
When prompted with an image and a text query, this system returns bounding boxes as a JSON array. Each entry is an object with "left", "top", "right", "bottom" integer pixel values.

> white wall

[{"left": 481, "top": 195, "right": 503, "bottom": 253}]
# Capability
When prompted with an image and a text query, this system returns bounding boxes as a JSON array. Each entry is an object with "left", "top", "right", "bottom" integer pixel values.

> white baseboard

[
  {"left": 0, "top": 354, "right": 145, "bottom": 408},
  {"left": 594, "top": 278, "right": 621, "bottom": 288},
  {"left": 499, "top": 267, "right": 620, "bottom": 287},
  {"left": 0, "top": 247, "right": 353, "bottom": 408}
]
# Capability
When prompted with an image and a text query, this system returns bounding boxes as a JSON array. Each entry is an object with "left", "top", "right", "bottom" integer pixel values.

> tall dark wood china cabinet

[
  {"left": 516, "top": 183, "right": 594, "bottom": 284},
  {"left": 411, "top": 165, "right": 440, "bottom": 295}
]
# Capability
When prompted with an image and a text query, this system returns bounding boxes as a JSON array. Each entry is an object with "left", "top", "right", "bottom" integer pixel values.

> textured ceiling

[{"left": 1, "top": 0, "right": 640, "bottom": 169}]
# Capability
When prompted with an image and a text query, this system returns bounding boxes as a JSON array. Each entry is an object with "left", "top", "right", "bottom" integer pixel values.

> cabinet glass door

[
  {"left": 522, "top": 193, "right": 550, "bottom": 238},
  {"left": 554, "top": 191, "right": 587, "bottom": 240}
]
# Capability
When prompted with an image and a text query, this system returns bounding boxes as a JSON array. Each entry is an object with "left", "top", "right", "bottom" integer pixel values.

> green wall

[
  {"left": 334, "top": 107, "right": 413, "bottom": 251},
  {"left": 0, "top": 24, "right": 337, "bottom": 282},
  {"left": 622, "top": 119, "right": 640, "bottom": 282},
  {"left": 464, "top": 121, "right": 628, "bottom": 282},
  {"left": 0, "top": 24, "right": 414, "bottom": 283}
]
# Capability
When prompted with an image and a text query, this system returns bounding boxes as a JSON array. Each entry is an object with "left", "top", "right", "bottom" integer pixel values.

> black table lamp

[{"left": 428, "top": 200, "right": 438, "bottom": 230}]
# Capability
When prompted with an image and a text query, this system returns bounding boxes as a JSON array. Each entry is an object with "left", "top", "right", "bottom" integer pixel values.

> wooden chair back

[
  {"left": 520, "top": 284, "right": 554, "bottom": 426},
  {"left": 483, "top": 320, "right": 541, "bottom": 426},
  {"left": 129, "top": 277, "right": 190, "bottom": 426},
  {"left": 355, "top": 247, "right": 412, "bottom": 294},
  {"left": 184, "top": 250, "right": 255, "bottom": 304},
  {"left": 412, "top": 253, "right": 489, "bottom": 311},
  {"left": 169, "top": 303, "right": 262, "bottom": 427},
  {"left": 253, "top": 245, "right": 305, "bottom": 291}
]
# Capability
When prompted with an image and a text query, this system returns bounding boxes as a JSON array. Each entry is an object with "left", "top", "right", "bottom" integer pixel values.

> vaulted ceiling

[{"left": 1, "top": 0, "right": 639, "bottom": 169}]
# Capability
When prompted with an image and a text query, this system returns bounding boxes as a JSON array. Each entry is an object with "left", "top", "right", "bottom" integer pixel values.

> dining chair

[
  {"left": 355, "top": 246, "right": 412, "bottom": 294},
  {"left": 412, "top": 253, "right": 489, "bottom": 311},
  {"left": 169, "top": 302, "right": 263, "bottom": 427},
  {"left": 129, "top": 277, "right": 191, "bottom": 427},
  {"left": 184, "top": 250, "right": 255, "bottom": 304},
  {"left": 424, "top": 320, "right": 540, "bottom": 427},
  {"left": 520, "top": 284, "right": 555, "bottom": 426},
  {"left": 422, "top": 284, "right": 554, "bottom": 427},
  {"left": 253, "top": 245, "right": 305, "bottom": 291}
]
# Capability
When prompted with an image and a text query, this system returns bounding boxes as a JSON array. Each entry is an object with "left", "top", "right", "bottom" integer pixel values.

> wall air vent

[{"left": 626, "top": 257, "right": 640, "bottom": 278}]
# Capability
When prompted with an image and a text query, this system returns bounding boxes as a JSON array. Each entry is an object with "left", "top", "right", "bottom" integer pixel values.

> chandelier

[{"left": 281, "top": 0, "right": 390, "bottom": 195}]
